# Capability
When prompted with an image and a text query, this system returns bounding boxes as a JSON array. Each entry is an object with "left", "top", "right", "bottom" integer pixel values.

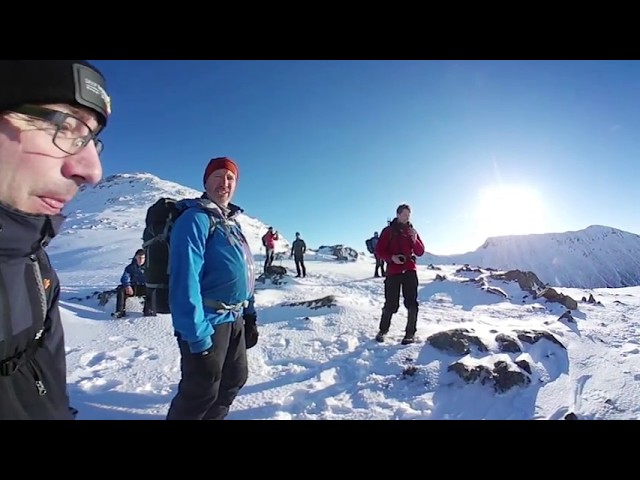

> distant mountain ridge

[{"left": 421, "top": 225, "right": 640, "bottom": 289}]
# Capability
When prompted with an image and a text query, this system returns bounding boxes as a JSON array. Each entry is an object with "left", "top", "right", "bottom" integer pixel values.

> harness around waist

[{"left": 203, "top": 299, "right": 248, "bottom": 313}]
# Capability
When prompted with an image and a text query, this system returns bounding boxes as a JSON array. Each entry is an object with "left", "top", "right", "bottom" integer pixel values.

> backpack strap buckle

[
  {"left": 0, "top": 358, "right": 18, "bottom": 376},
  {"left": 203, "top": 299, "right": 248, "bottom": 314}
]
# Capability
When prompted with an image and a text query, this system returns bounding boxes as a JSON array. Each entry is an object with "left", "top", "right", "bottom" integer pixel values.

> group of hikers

[
  {"left": 0, "top": 60, "right": 425, "bottom": 421},
  {"left": 261, "top": 227, "right": 308, "bottom": 278},
  {"left": 111, "top": 228, "right": 310, "bottom": 319}
]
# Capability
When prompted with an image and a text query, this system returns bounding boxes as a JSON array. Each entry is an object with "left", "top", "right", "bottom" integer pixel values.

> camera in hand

[{"left": 396, "top": 254, "right": 406, "bottom": 264}]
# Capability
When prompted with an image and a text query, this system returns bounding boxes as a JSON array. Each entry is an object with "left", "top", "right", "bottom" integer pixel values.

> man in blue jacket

[
  {"left": 112, "top": 249, "right": 148, "bottom": 318},
  {"left": 165, "top": 156, "right": 258, "bottom": 420}
]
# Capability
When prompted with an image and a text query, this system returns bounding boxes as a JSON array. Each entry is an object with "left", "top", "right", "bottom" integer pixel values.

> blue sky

[{"left": 91, "top": 60, "right": 640, "bottom": 255}]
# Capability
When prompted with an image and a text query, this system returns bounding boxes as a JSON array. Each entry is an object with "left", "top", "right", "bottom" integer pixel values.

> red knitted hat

[{"left": 203, "top": 157, "right": 239, "bottom": 186}]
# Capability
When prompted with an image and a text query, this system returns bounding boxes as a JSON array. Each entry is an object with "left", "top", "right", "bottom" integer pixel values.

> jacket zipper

[
  {"left": 28, "top": 254, "right": 48, "bottom": 396},
  {"left": 29, "top": 359, "right": 47, "bottom": 395}
]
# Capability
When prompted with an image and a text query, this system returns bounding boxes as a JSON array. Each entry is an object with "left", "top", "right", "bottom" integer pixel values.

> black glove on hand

[{"left": 243, "top": 313, "right": 259, "bottom": 349}]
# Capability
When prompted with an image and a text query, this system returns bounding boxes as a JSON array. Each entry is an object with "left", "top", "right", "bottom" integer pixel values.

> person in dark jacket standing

[
  {"left": 112, "top": 249, "right": 150, "bottom": 318},
  {"left": 0, "top": 60, "right": 111, "bottom": 419},
  {"left": 290, "top": 232, "right": 307, "bottom": 277},
  {"left": 374, "top": 204, "right": 425, "bottom": 345},
  {"left": 370, "top": 232, "right": 385, "bottom": 277}
]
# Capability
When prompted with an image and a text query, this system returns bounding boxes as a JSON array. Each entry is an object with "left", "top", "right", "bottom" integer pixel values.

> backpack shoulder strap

[
  {"left": 382, "top": 225, "right": 395, "bottom": 248},
  {"left": 207, "top": 213, "right": 219, "bottom": 236}
]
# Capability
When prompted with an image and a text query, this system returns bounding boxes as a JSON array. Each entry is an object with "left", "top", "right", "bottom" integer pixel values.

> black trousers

[
  {"left": 166, "top": 315, "right": 248, "bottom": 420},
  {"left": 264, "top": 248, "right": 275, "bottom": 272},
  {"left": 374, "top": 255, "right": 385, "bottom": 276},
  {"left": 294, "top": 254, "right": 306, "bottom": 277},
  {"left": 378, "top": 270, "right": 419, "bottom": 337},
  {"left": 144, "top": 287, "right": 167, "bottom": 315},
  {"left": 115, "top": 285, "right": 147, "bottom": 313}
]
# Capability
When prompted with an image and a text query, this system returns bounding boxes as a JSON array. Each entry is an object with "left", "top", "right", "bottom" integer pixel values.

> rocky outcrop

[
  {"left": 285, "top": 295, "right": 337, "bottom": 310},
  {"left": 489, "top": 269, "right": 578, "bottom": 310},
  {"left": 427, "top": 327, "right": 565, "bottom": 393},
  {"left": 427, "top": 328, "right": 488, "bottom": 355},
  {"left": 317, "top": 245, "right": 359, "bottom": 261}
]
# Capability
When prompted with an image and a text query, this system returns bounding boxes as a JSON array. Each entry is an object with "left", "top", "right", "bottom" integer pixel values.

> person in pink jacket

[{"left": 261, "top": 226, "right": 279, "bottom": 273}]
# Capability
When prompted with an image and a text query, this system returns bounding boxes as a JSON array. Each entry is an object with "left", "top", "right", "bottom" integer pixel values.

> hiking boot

[
  {"left": 375, "top": 331, "right": 387, "bottom": 342},
  {"left": 401, "top": 335, "right": 415, "bottom": 345},
  {"left": 112, "top": 311, "right": 127, "bottom": 319}
]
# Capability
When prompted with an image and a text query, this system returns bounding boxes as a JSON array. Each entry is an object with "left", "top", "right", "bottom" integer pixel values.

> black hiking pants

[
  {"left": 294, "top": 253, "right": 306, "bottom": 277},
  {"left": 264, "top": 248, "right": 275, "bottom": 273},
  {"left": 166, "top": 315, "right": 248, "bottom": 420},
  {"left": 378, "top": 270, "right": 419, "bottom": 337},
  {"left": 115, "top": 285, "right": 148, "bottom": 314},
  {"left": 143, "top": 287, "right": 166, "bottom": 315},
  {"left": 374, "top": 255, "right": 385, "bottom": 277}
]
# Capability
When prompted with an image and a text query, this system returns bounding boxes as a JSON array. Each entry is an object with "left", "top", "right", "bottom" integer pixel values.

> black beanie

[{"left": 0, "top": 60, "right": 111, "bottom": 128}]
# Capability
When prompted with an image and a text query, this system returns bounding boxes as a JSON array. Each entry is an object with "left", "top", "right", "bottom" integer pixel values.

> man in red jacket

[{"left": 374, "top": 204, "right": 425, "bottom": 344}]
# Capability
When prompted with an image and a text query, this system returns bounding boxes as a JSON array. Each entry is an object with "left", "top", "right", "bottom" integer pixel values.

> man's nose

[{"left": 61, "top": 142, "right": 103, "bottom": 185}]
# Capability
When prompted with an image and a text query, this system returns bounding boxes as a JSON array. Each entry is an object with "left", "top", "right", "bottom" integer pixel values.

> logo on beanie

[
  {"left": 73, "top": 63, "right": 111, "bottom": 122},
  {"left": 84, "top": 78, "right": 111, "bottom": 115}
]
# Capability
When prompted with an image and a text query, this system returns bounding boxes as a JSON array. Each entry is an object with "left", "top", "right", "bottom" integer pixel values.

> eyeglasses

[{"left": 11, "top": 104, "right": 104, "bottom": 155}]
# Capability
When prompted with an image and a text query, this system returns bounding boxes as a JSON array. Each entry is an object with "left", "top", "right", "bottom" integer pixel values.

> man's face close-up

[
  {"left": 206, "top": 168, "right": 237, "bottom": 207},
  {"left": 0, "top": 103, "right": 103, "bottom": 215}
]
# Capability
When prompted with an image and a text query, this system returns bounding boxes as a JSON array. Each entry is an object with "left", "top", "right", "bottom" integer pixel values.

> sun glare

[{"left": 474, "top": 184, "right": 548, "bottom": 238}]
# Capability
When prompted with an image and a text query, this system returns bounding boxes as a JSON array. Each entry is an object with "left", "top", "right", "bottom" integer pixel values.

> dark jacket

[
  {"left": 370, "top": 235, "right": 380, "bottom": 256},
  {"left": 374, "top": 219, "right": 425, "bottom": 277},
  {"left": 120, "top": 261, "right": 146, "bottom": 287},
  {"left": 291, "top": 238, "right": 306, "bottom": 257},
  {"left": 0, "top": 201, "right": 74, "bottom": 419}
]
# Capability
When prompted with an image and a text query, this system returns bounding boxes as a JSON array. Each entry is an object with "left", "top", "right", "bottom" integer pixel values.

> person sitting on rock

[{"left": 112, "top": 249, "right": 150, "bottom": 318}]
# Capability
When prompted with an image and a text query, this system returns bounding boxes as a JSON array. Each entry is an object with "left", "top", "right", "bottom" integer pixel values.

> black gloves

[{"left": 243, "top": 313, "right": 259, "bottom": 349}]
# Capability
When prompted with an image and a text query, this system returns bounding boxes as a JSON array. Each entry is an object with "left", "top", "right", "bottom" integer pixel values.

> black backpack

[
  {"left": 141, "top": 197, "right": 218, "bottom": 314},
  {"left": 365, "top": 237, "right": 375, "bottom": 254}
]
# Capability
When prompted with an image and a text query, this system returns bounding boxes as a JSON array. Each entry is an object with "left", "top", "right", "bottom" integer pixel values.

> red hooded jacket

[
  {"left": 374, "top": 220, "right": 425, "bottom": 276},
  {"left": 262, "top": 230, "right": 279, "bottom": 249}
]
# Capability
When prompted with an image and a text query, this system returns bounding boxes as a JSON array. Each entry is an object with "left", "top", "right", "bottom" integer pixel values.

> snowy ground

[{"left": 57, "top": 256, "right": 640, "bottom": 420}]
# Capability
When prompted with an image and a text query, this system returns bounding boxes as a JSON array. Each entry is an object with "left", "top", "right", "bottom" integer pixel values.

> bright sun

[{"left": 474, "top": 184, "right": 548, "bottom": 238}]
